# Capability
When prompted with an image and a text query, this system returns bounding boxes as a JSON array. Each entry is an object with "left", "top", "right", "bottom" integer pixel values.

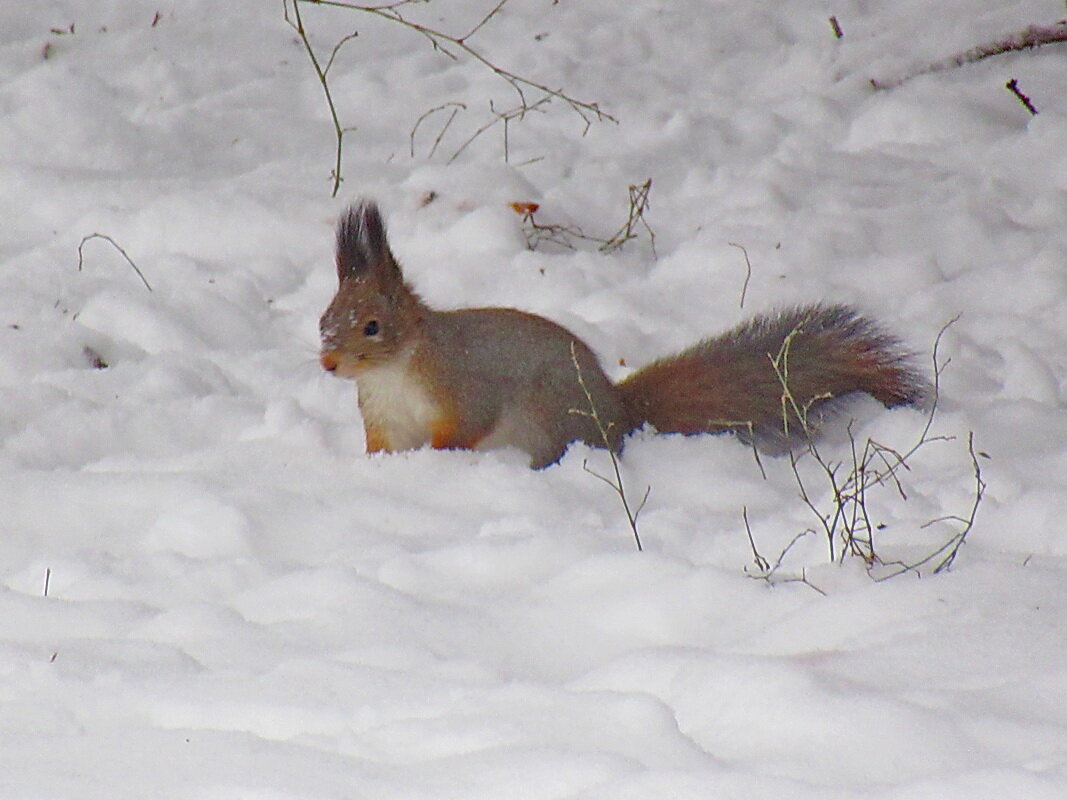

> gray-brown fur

[
  {"left": 616, "top": 304, "right": 929, "bottom": 451},
  {"left": 417, "top": 308, "right": 626, "bottom": 468}
]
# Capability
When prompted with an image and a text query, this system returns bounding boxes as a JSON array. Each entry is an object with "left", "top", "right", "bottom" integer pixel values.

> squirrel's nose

[{"left": 320, "top": 351, "right": 339, "bottom": 372}]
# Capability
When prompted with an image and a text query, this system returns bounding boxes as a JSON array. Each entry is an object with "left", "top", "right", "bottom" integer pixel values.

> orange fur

[
  {"left": 363, "top": 421, "right": 390, "bottom": 454},
  {"left": 430, "top": 415, "right": 482, "bottom": 450}
]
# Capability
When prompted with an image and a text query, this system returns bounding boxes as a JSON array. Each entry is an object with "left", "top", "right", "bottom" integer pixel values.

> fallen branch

[{"left": 872, "top": 21, "right": 1067, "bottom": 90}]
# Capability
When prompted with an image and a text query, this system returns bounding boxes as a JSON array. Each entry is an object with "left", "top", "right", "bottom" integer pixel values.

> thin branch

[
  {"left": 571, "top": 342, "right": 647, "bottom": 551},
  {"left": 875, "top": 432, "right": 985, "bottom": 580},
  {"left": 410, "top": 101, "right": 467, "bottom": 158},
  {"left": 459, "top": 0, "right": 507, "bottom": 42},
  {"left": 447, "top": 97, "right": 550, "bottom": 164},
  {"left": 758, "top": 314, "right": 982, "bottom": 580},
  {"left": 599, "top": 179, "right": 655, "bottom": 257},
  {"left": 324, "top": 30, "right": 360, "bottom": 74},
  {"left": 284, "top": 0, "right": 353, "bottom": 197},
  {"left": 304, "top": 0, "right": 615, "bottom": 125},
  {"left": 743, "top": 506, "right": 771, "bottom": 572},
  {"left": 520, "top": 179, "right": 654, "bottom": 255},
  {"left": 290, "top": 0, "right": 614, "bottom": 187},
  {"left": 744, "top": 525, "right": 827, "bottom": 595}
]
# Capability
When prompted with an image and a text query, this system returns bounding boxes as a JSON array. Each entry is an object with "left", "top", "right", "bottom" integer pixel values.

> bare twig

[
  {"left": 410, "top": 101, "right": 468, "bottom": 158},
  {"left": 284, "top": 0, "right": 358, "bottom": 196},
  {"left": 324, "top": 30, "right": 361, "bottom": 74},
  {"left": 570, "top": 342, "right": 647, "bottom": 551},
  {"left": 599, "top": 179, "right": 655, "bottom": 257},
  {"left": 751, "top": 314, "right": 982, "bottom": 581},
  {"left": 520, "top": 213, "right": 588, "bottom": 251},
  {"left": 307, "top": 0, "right": 615, "bottom": 126},
  {"left": 743, "top": 506, "right": 771, "bottom": 572},
  {"left": 872, "top": 21, "right": 1067, "bottom": 90},
  {"left": 77, "top": 233, "right": 152, "bottom": 292},
  {"left": 875, "top": 432, "right": 986, "bottom": 580},
  {"left": 447, "top": 97, "right": 551, "bottom": 164},
  {"left": 1006, "top": 78, "right": 1039, "bottom": 114},
  {"left": 519, "top": 180, "right": 655, "bottom": 255},
  {"left": 744, "top": 524, "right": 827, "bottom": 595}
]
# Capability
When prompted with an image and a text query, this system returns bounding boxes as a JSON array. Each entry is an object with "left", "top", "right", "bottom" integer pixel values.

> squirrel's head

[{"left": 319, "top": 202, "right": 420, "bottom": 376}]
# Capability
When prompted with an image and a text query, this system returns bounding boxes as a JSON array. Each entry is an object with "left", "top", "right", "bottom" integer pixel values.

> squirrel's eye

[{"left": 363, "top": 320, "right": 380, "bottom": 337}]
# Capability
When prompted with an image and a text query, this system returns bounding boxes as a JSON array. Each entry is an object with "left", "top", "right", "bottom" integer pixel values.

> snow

[{"left": 2, "top": 0, "right": 1066, "bottom": 797}]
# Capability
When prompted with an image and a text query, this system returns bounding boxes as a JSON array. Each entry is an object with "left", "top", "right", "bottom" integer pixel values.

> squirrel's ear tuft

[{"left": 335, "top": 201, "right": 402, "bottom": 284}]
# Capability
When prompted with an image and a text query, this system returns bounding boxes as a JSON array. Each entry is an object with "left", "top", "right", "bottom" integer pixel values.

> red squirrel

[{"left": 320, "top": 202, "right": 929, "bottom": 468}]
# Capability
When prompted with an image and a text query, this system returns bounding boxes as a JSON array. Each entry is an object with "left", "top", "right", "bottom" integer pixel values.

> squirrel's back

[{"left": 415, "top": 307, "right": 627, "bottom": 468}]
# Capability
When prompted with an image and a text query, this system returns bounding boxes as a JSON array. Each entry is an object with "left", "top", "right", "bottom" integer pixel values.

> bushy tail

[{"left": 616, "top": 304, "right": 930, "bottom": 451}]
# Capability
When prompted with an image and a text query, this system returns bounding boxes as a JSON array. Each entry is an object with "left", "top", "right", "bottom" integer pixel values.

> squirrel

[{"left": 319, "top": 202, "right": 930, "bottom": 469}]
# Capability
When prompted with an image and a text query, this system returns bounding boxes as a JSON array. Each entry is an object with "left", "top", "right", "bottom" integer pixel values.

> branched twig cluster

[
  {"left": 434, "top": 97, "right": 553, "bottom": 165},
  {"left": 570, "top": 342, "right": 649, "bottom": 552},
  {"left": 744, "top": 509, "right": 826, "bottom": 595},
  {"left": 871, "top": 20, "right": 1067, "bottom": 90},
  {"left": 518, "top": 179, "right": 656, "bottom": 255},
  {"left": 746, "top": 316, "right": 986, "bottom": 587},
  {"left": 410, "top": 102, "right": 467, "bottom": 159},
  {"left": 285, "top": 0, "right": 615, "bottom": 194},
  {"left": 600, "top": 179, "right": 656, "bottom": 256},
  {"left": 875, "top": 430, "right": 986, "bottom": 580}
]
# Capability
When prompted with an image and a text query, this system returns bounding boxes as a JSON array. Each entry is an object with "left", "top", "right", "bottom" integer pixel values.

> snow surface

[{"left": 3, "top": 1, "right": 1067, "bottom": 797}]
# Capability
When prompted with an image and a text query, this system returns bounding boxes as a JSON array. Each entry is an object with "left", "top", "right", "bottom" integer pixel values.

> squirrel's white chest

[{"left": 354, "top": 355, "right": 440, "bottom": 451}]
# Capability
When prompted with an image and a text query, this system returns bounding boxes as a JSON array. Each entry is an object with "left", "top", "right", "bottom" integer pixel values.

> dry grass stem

[
  {"left": 728, "top": 242, "right": 753, "bottom": 308},
  {"left": 77, "top": 233, "right": 152, "bottom": 292},
  {"left": 745, "top": 315, "right": 984, "bottom": 584}
]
